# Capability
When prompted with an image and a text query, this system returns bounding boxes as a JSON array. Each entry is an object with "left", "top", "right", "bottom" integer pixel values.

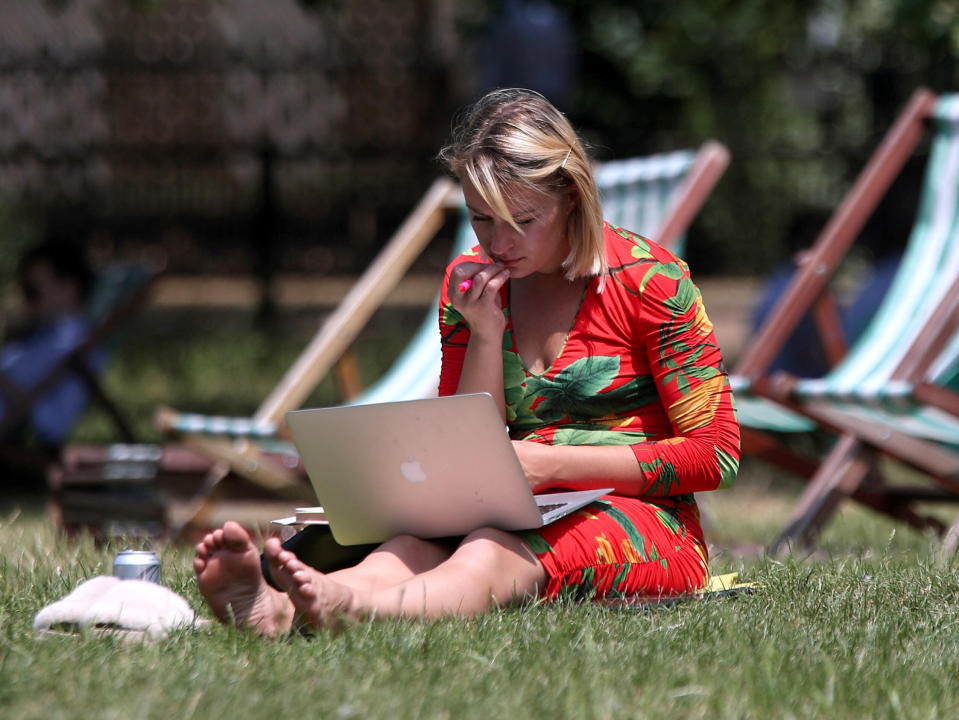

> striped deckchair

[
  {"left": 156, "top": 143, "right": 730, "bottom": 498},
  {"left": 728, "top": 89, "right": 959, "bottom": 549},
  {"left": 730, "top": 88, "right": 940, "bottom": 448}
]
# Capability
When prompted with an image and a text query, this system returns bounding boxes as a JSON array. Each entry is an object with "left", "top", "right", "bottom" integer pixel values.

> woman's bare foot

[
  {"left": 194, "top": 521, "right": 294, "bottom": 636},
  {"left": 263, "top": 537, "right": 361, "bottom": 631}
]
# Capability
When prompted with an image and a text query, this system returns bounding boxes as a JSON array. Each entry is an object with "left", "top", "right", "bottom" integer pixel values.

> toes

[
  {"left": 266, "top": 555, "right": 296, "bottom": 594},
  {"left": 263, "top": 537, "right": 283, "bottom": 559},
  {"left": 277, "top": 549, "right": 298, "bottom": 567},
  {"left": 222, "top": 520, "right": 248, "bottom": 539},
  {"left": 221, "top": 521, "right": 253, "bottom": 550},
  {"left": 196, "top": 525, "right": 239, "bottom": 559},
  {"left": 296, "top": 579, "right": 318, "bottom": 600},
  {"left": 291, "top": 568, "right": 312, "bottom": 584}
]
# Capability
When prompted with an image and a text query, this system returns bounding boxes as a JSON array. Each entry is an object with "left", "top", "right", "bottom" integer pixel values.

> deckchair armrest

[
  {"left": 914, "top": 382, "right": 959, "bottom": 418},
  {"left": 750, "top": 371, "right": 801, "bottom": 402},
  {"left": 753, "top": 377, "right": 959, "bottom": 492}
]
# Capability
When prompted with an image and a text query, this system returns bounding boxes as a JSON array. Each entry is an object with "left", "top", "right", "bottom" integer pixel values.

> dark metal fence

[{"left": 0, "top": 0, "right": 462, "bottom": 278}]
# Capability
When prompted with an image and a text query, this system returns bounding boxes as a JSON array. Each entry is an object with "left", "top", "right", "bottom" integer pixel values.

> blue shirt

[{"left": 0, "top": 312, "right": 104, "bottom": 445}]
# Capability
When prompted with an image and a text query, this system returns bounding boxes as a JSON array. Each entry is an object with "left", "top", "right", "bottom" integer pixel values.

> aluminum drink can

[{"left": 113, "top": 550, "right": 161, "bottom": 584}]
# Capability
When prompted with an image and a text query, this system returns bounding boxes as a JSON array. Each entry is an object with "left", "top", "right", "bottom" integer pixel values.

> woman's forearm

[
  {"left": 456, "top": 336, "right": 506, "bottom": 421},
  {"left": 515, "top": 442, "right": 641, "bottom": 495}
]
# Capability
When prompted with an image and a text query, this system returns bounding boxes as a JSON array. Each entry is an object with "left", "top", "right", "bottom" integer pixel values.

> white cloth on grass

[{"left": 34, "top": 575, "right": 206, "bottom": 641}]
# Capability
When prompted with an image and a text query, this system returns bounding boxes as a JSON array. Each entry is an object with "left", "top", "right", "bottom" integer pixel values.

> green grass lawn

[
  {"left": 3, "top": 470, "right": 959, "bottom": 720},
  {"left": 4, "top": 309, "right": 959, "bottom": 718}
]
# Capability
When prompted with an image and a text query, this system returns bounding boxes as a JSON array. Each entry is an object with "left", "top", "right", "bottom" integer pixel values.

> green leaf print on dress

[
  {"left": 550, "top": 426, "right": 653, "bottom": 446},
  {"left": 521, "top": 532, "right": 554, "bottom": 555},
  {"left": 639, "top": 457, "right": 681, "bottom": 496},
  {"left": 594, "top": 500, "right": 649, "bottom": 562},
  {"left": 655, "top": 507, "right": 682, "bottom": 534},
  {"left": 639, "top": 261, "right": 685, "bottom": 293},
  {"left": 587, "top": 374, "right": 661, "bottom": 418},
  {"left": 611, "top": 225, "right": 652, "bottom": 257},
  {"left": 502, "top": 330, "right": 527, "bottom": 386},
  {"left": 716, "top": 447, "right": 740, "bottom": 489},
  {"left": 502, "top": 325, "right": 541, "bottom": 426},
  {"left": 525, "top": 356, "right": 621, "bottom": 422},
  {"left": 441, "top": 302, "right": 463, "bottom": 329},
  {"left": 515, "top": 355, "right": 662, "bottom": 435},
  {"left": 504, "top": 357, "right": 538, "bottom": 427},
  {"left": 664, "top": 276, "right": 698, "bottom": 316}
]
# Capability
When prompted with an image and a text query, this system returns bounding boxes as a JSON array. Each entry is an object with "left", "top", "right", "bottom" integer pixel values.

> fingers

[
  {"left": 451, "top": 262, "right": 509, "bottom": 301},
  {"left": 472, "top": 265, "right": 510, "bottom": 299},
  {"left": 448, "top": 262, "right": 481, "bottom": 292},
  {"left": 449, "top": 262, "right": 509, "bottom": 340}
]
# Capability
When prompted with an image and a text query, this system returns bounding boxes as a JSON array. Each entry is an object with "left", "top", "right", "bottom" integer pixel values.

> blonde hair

[{"left": 438, "top": 88, "right": 607, "bottom": 286}]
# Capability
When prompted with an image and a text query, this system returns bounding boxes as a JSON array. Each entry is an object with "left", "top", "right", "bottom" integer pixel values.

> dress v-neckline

[{"left": 506, "top": 278, "right": 591, "bottom": 378}]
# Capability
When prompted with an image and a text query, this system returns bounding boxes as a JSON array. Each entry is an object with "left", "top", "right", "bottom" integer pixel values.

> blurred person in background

[
  {"left": 0, "top": 242, "right": 100, "bottom": 454},
  {"left": 477, "top": 0, "right": 575, "bottom": 110}
]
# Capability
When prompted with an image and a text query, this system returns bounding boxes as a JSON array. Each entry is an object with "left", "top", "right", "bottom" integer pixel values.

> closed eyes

[{"left": 471, "top": 215, "right": 536, "bottom": 225}]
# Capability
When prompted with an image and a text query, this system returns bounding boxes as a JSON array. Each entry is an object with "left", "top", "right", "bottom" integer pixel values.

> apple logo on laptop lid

[{"left": 400, "top": 457, "right": 428, "bottom": 483}]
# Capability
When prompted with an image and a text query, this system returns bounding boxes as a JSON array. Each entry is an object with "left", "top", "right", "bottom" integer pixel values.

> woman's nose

[{"left": 489, "top": 224, "right": 515, "bottom": 255}]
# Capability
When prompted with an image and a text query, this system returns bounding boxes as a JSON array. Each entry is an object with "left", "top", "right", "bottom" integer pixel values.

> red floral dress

[{"left": 437, "top": 222, "right": 741, "bottom": 601}]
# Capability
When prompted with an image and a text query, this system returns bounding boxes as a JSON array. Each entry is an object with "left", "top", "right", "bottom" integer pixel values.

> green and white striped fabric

[
  {"left": 595, "top": 149, "right": 696, "bottom": 256},
  {"left": 169, "top": 412, "right": 278, "bottom": 438},
  {"left": 733, "top": 94, "right": 959, "bottom": 439},
  {"left": 732, "top": 395, "right": 816, "bottom": 433}
]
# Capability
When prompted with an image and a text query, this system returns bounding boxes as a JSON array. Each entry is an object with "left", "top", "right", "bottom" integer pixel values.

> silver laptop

[{"left": 285, "top": 393, "right": 612, "bottom": 545}]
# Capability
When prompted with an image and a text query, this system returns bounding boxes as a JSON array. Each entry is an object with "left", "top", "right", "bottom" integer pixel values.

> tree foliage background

[
  {"left": 1, "top": 0, "right": 958, "bottom": 289},
  {"left": 554, "top": 0, "right": 959, "bottom": 273}
]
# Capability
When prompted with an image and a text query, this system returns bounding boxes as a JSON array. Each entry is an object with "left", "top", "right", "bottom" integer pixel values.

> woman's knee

[
  {"left": 454, "top": 528, "right": 539, "bottom": 571},
  {"left": 448, "top": 528, "right": 546, "bottom": 601},
  {"left": 374, "top": 534, "right": 454, "bottom": 573}
]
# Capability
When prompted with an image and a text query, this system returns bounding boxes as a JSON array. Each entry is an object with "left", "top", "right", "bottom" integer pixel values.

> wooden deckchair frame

[
  {"left": 734, "top": 86, "right": 959, "bottom": 551},
  {"left": 156, "top": 143, "right": 731, "bottom": 501},
  {"left": 755, "top": 270, "right": 959, "bottom": 551},
  {"left": 734, "top": 88, "right": 940, "bottom": 481},
  {"left": 734, "top": 88, "right": 938, "bottom": 381}
]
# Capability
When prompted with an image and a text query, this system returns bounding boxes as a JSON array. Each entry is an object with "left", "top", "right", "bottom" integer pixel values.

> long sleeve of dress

[
  {"left": 626, "top": 255, "right": 740, "bottom": 496},
  {"left": 437, "top": 260, "right": 469, "bottom": 398}
]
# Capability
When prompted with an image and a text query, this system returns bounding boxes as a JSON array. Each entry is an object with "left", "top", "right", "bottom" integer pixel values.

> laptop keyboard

[{"left": 538, "top": 503, "right": 565, "bottom": 516}]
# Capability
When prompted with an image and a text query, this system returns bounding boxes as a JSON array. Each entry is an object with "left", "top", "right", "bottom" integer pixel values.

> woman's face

[{"left": 462, "top": 178, "right": 576, "bottom": 279}]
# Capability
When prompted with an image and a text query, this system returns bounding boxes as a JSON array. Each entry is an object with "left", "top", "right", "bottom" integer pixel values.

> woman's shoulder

[
  {"left": 599, "top": 222, "right": 702, "bottom": 324},
  {"left": 601, "top": 221, "right": 691, "bottom": 291},
  {"left": 602, "top": 221, "right": 682, "bottom": 267}
]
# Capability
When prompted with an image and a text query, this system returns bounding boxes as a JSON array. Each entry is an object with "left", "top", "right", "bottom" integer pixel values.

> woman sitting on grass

[{"left": 195, "top": 88, "right": 740, "bottom": 633}]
